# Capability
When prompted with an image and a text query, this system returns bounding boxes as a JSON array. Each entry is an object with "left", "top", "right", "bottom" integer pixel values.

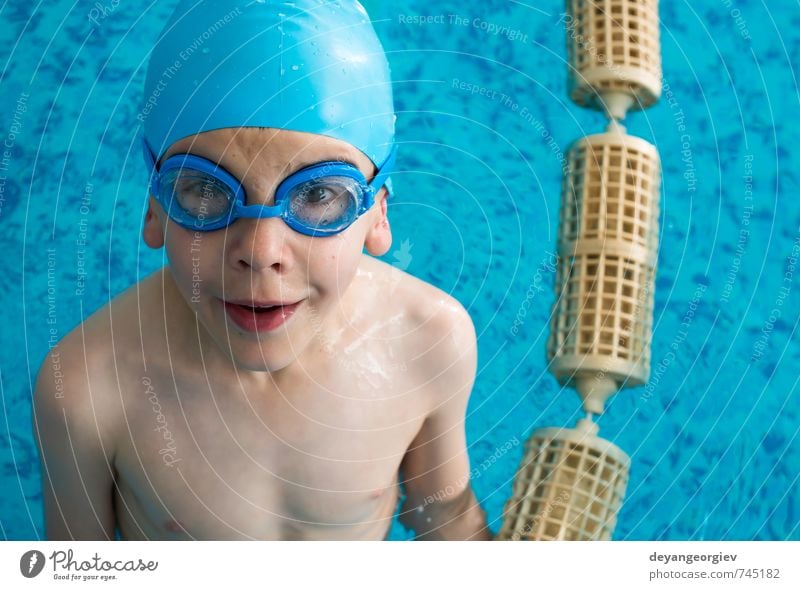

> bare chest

[{"left": 113, "top": 366, "right": 423, "bottom": 540}]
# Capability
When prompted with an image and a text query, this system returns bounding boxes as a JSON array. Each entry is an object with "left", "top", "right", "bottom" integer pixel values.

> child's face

[{"left": 143, "top": 127, "right": 392, "bottom": 373}]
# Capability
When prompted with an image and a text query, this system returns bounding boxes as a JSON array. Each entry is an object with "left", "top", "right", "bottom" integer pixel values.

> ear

[
  {"left": 363, "top": 188, "right": 392, "bottom": 256},
  {"left": 143, "top": 196, "right": 165, "bottom": 249}
]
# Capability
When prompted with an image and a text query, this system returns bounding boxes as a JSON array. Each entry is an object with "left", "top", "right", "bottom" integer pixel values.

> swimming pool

[{"left": 1, "top": 0, "right": 798, "bottom": 540}]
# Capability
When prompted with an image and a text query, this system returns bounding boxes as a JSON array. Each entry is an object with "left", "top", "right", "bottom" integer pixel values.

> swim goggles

[{"left": 142, "top": 138, "right": 397, "bottom": 236}]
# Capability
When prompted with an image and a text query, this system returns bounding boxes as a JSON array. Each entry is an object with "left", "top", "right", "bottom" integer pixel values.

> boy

[{"left": 33, "top": 0, "right": 491, "bottom": 540}]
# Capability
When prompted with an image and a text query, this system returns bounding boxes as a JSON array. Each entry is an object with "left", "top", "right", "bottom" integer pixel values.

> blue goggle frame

[{"left": 142, "top": 138, "right": 397, "bottom": 237}]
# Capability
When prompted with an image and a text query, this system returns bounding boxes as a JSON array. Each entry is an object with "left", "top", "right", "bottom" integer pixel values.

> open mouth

[
  {"left": 237, "top": 303, "right": 282, "bottom": 313},
  {"left": 223, "top": 299, "right": 304, "bottom": 333}
]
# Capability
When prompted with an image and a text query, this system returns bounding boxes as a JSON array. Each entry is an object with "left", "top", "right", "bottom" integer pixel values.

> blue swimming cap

[{"left": 141, "top": 0, "right": 396, "bottom": 176}]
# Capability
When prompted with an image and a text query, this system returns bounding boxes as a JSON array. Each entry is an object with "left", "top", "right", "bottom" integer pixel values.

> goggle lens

[
  {"left": 287, "top": 176, "right": 361, "bottom": 232},
  {"left": 162, "top": 168, "right": 234, "bottom": 224}
]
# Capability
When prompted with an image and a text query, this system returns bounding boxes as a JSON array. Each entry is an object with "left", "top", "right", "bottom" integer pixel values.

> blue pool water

[{"left": 1, "top": 0, "right": 798, "bottom": 540}]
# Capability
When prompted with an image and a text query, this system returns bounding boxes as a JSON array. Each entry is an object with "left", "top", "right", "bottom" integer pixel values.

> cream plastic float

[
  {"left": 548, "top": 121, "right": 660, "bottom": 416},
  {"left": 497, "top": 418, "right": 629, "bottom": 540},
  {"left": 566, "top": 0, "right": 661, "bottom": 120}
]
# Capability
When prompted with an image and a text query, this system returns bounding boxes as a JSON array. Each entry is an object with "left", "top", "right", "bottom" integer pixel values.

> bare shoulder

[
  {"left": 358, "top": 254, "right": 476, "bottom": 337},
  {"left": 357, "top": 255, "right": 478, "bottom": 408},
  {"left": 34, "top": 269, "right": 166, "bottom": 440}
]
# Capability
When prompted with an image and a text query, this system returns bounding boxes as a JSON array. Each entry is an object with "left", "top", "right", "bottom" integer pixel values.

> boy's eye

[
  {"left": 170, "top": 173, "right": 232, "bottom": 217},
  {"left": 290, "top": 178, "right": 359, "bottom": 226},
  {"left": 295, "top": 178, "right": 353, "bottom": 204},
  {"left": 304, "top": 185, "right": 342, "bottom": 204}
]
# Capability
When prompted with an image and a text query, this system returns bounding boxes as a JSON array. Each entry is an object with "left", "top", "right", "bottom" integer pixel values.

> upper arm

[
  {"left": 400, "top": 297, "right": 479, "bottom": 512},
  {"left": 33, "top": 341, "right": 118, "bottom": 540}
]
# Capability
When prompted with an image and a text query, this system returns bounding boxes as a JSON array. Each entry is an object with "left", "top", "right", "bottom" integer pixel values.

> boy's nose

[{"left": 225, "top": 216, "right": 296, "bottom": 273}]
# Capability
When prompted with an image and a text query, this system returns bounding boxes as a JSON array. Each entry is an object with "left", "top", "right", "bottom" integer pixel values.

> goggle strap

[
  {"left": 141, "top": 137, "right": 160, "bottom": 196},
  {"left": 369, "top": 145, "right": 398, "bottom": 194}
]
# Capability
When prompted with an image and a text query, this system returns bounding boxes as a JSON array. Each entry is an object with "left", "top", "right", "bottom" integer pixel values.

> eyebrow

[
  {"left": 162, "top": 150, "right": 369, "bottom": 181},
  {"left": 286, "top": 154, "right": 363, "bottom": 175}
]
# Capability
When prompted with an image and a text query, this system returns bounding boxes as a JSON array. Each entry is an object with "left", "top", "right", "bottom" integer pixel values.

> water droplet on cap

[{"left": 291, "top": 64, "right": 299, "bottom": 71}]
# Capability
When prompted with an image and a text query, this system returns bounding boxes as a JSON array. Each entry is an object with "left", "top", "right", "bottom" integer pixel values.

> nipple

[{"left": 165, "top": 518, "right": 185, "bottom": 533}]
